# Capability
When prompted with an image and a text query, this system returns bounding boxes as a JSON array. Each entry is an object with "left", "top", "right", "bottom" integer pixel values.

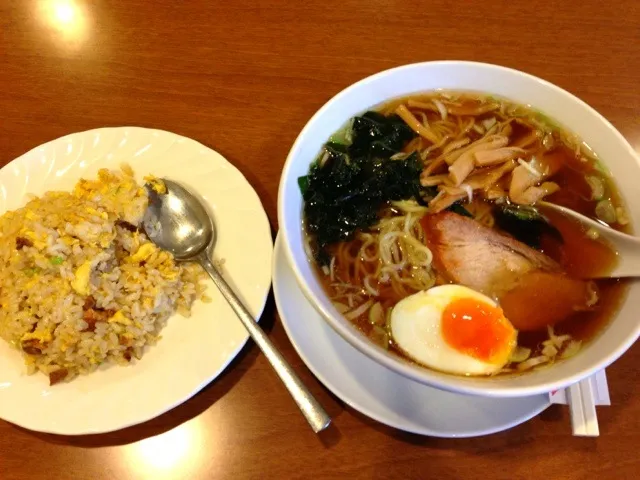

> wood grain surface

[{"left": 1, "top": 1, "right": 639, "bottom": 479}]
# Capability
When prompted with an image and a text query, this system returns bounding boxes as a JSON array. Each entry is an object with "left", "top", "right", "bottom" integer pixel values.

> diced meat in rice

[
  {"left": 21, "top": 338, "right": 47, "bottom": 355},
  {"left": 49, "top": 368, "right": 68, "bottom": 386},
  {"left": 15, "top": 237, "right": 33, "bottom": 250}
]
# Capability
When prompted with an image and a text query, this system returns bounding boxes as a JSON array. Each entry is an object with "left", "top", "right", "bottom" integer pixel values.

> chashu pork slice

[{"left": 422, "top": 211, "right": 592, "bottom": 331}]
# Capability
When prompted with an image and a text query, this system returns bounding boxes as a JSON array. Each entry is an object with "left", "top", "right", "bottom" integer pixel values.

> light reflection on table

[
  {"left": 36, "top": 0, "right": 89, "bottom": 47},
  {"left": 120, "top": 418, "right": 210, "bottom": 479}
]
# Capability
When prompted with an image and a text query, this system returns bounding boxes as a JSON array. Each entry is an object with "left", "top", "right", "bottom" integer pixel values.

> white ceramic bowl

[{"left": 278, "top": 61, "right": 640, "bottom": 397}]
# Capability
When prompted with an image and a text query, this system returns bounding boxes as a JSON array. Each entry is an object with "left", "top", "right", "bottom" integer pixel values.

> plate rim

[
  {"left": 0, "top": 126, "right": 273, "bottom": 434},
  {"left": 272, "top": 233, "right": 550, "bottom": 438}
]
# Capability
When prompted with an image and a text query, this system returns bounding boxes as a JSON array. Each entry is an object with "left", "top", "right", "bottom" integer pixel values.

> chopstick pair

[
  {"left": 548, "top": 370, "right": 610, "bottom": 437},
  {"left": 568, "top": 378, "right": 599, "bottom": 436},
  {"left": 549, "top": 370, "right": 611, "bottom": 437}
]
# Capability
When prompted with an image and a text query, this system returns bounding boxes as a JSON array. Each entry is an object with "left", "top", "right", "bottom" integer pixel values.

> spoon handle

[{"left": 198, "top": 255, "right": 331, "bottom": 433}]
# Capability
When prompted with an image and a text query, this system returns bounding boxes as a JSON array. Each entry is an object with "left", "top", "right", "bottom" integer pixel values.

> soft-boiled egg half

[{"left": 390, "top": 285, "right": 517, "bottom": 376}]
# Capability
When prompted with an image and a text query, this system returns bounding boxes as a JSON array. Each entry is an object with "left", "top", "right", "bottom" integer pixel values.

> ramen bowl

[{"left": 277, "top": 61, "right": 640, "bottom": 397}]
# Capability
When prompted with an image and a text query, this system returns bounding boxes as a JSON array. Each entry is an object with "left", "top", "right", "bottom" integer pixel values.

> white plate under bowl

[
  {"left": 272, "top": 234, "right": 550, "bottom": 437},
  {"left": 0, "top": 127, "right": 273, "bottom": 435}
]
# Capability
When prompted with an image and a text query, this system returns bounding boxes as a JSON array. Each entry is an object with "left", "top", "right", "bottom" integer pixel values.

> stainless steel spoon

[
  {"left": 143, "top": 179, "right": 331, "bottom": 433},
  {"left": 538, "top": 201, "right": 640, "bottom": 278}
]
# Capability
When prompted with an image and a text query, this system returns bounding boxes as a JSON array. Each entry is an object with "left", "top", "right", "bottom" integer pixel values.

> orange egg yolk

[{"left": 441, "top": 297, "right": 515, "bottom": 363}]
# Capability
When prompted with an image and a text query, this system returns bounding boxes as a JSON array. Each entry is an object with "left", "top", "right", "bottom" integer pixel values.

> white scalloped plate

[{"left": 0, "top": 128, "right": 273, "bottom": 435}]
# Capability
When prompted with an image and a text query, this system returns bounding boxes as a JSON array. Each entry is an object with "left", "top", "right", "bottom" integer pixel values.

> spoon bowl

[
  {"left": 538, "top": 201, "right": 640, "bottom": 278},
  {"left": 143, "top": 178, "right": 331, "bottom": 432},
  {"left": 144, "top": 180, "right": 214, "bottom": 260}
]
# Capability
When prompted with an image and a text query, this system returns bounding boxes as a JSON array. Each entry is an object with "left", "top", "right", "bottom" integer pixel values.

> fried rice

[{"left": 0, "top": 166, "right": 206, "bottom": 385}]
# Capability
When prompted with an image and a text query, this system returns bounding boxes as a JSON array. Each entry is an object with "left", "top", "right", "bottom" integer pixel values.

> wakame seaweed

[
  {"left": 494, "top": 204, "right": 562, "bottom": 249},
  {"left": 448, "top": 202, "right": 473, "bottom": 218},
  {"left": 299, "top": 111, "right": 422, "bottom": 264},
  {"left": 349, "top": 112, "right": 416, "bottom": 158}
]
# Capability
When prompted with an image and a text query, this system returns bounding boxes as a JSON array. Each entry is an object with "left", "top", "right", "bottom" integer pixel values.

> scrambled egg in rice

[{"left": 0, "top": 167, "right": 206, "bottom": 385}]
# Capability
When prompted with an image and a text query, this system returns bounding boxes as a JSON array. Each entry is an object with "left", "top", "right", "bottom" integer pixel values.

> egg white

[{"left": 390, "top": 285, "right": 515, "bottom": 376}]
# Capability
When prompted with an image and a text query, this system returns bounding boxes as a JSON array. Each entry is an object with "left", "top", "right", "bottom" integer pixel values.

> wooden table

[{"left": 1, "top": 1, "right": 639, "bottom": 478}]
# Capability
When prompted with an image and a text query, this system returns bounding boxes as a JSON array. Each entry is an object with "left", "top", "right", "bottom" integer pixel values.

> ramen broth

[{"left": 301, "top": 91, "right": 630, "bottom": 376}]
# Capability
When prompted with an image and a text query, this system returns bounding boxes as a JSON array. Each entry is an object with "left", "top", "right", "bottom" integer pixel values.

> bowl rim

[{"left": 277, "top": 60, "right": 640, "bottom": 397}]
